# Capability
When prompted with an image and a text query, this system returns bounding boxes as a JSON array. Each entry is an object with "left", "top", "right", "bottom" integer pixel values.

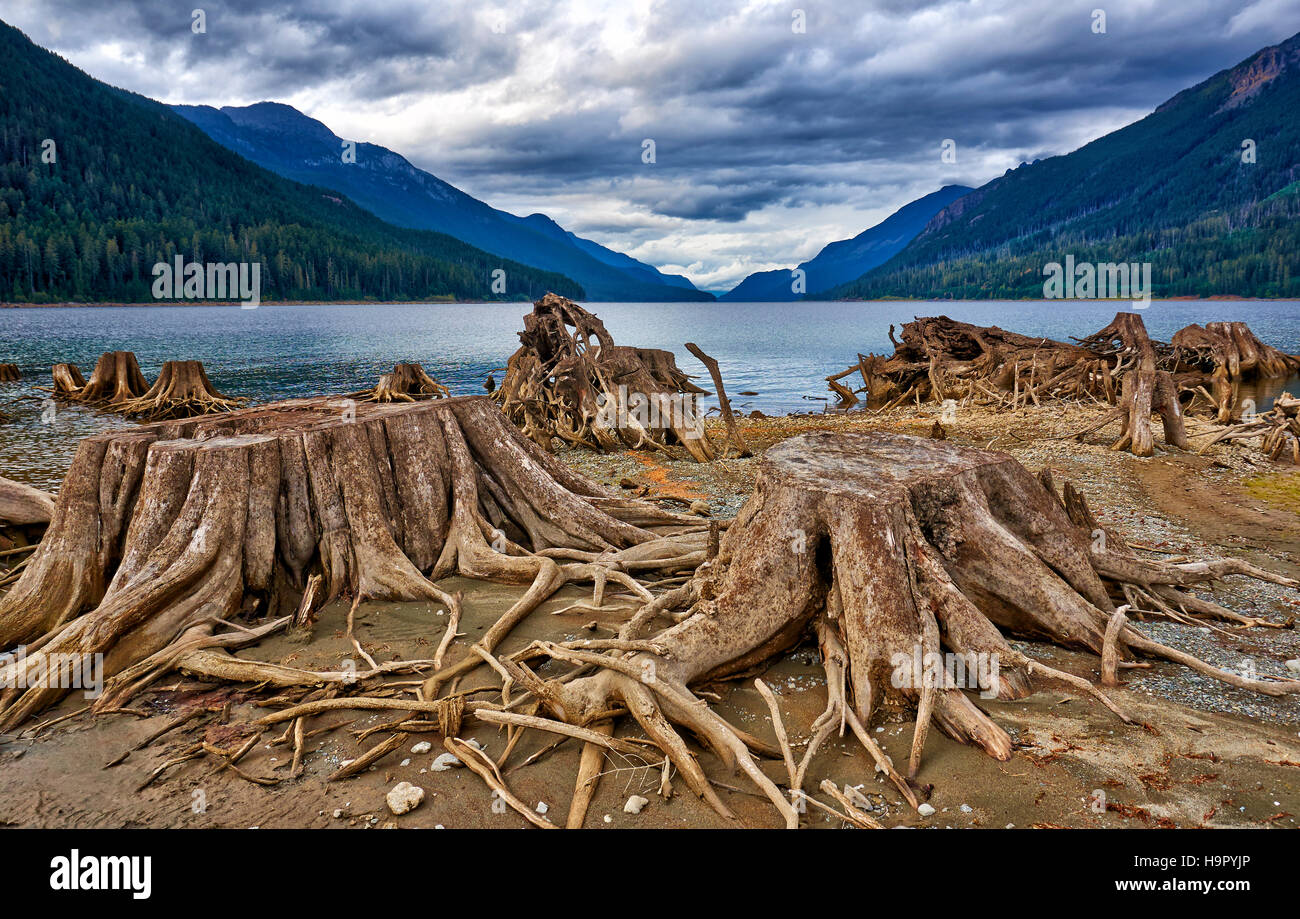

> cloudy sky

[{"left": 7, "top": 0, "right": 1298, "bottom": 290}]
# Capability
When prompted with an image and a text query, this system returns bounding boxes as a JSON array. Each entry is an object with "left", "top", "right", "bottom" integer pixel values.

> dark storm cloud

[{"left": 5, "top": 0, "right": 1298, "bottom": 288}]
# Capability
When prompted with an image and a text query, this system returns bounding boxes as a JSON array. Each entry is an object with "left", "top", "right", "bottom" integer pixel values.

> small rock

[
  {"left": 959, "top": 804, "right": 972, "bottom": 813},
  {"left": 430, "top": 753, "right": 461, "bottom": 772},
  {"left": 624, "top": 795, "right": 650, "bottom": 815},
  {"left": 688, "top": 500, "right": 710, "bottom": 516},
  {"left": 411, "top": 741, "right": 432, "bottom": 754},
  {"left": 536, "top": 802, "right": 549, "bottom": 815},
  {"left": 603, "top": 814, "right": 612, "bottom": 824},
  {"left": 385, "top": 782, "right": 425, "bottom": 816},
  {"left": 399, "top": 758, "right": 411, "bottom": 767},
  {"left": 1285, "top": 659, "right": 1300, "bottom": 674},
  {"left": 917, "top": 803, "right": 936, "bottom": 817},
  {"left": 332, "top": 808, "right": 345, "bottom": 819}
]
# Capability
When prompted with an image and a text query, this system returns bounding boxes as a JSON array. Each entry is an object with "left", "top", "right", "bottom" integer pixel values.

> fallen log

[
  {"left": 0, "top": 364, "right": 20, "bottom": 382},
  {"left": 0, "top": 477, "right": 55, "bottom": 528},
  {"left": 495, "top": 293, "right": 716, "bottom": 462},
  {"left": 350, "top": 362, "right": 449, "bottom": 402},
  {"left": 0, "top": 394, "right": 704, "bottom": 727},
  {"left": 512, "top": 433, "right": 1297, "bottom": 825}
]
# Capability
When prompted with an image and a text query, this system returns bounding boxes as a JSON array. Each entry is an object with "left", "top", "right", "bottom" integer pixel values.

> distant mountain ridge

[
  {"left": 174, "top": 102, "right": 710, "bottom": 301},
  {"left": 719, "top": 185, "right": 971, "bottom": 300},
  {"left": 0, "top": 19, "right": 580, "bottom": 304},
  {"left": 827, "top": 31, "right": 1300, "bottom": 300}
]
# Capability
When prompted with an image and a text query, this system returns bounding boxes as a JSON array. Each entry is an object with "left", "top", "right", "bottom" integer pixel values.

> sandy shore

[{"left": 1, "top": 400, "right": 1297, "bottom": 829}]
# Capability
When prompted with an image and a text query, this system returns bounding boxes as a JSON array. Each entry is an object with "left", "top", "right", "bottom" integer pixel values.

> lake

[{"left": 2, "top": 299, "right": 1298, "bottom": 489}]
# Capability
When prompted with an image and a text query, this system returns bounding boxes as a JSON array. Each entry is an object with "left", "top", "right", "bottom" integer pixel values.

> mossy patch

[{"left": 1244, "top": 469, "right": 1300, "bottom": 515}]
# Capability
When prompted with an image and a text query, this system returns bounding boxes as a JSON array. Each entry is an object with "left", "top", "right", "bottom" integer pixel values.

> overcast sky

[{"left": 6, "top": 0, "right": 1298, "bottom": 290}]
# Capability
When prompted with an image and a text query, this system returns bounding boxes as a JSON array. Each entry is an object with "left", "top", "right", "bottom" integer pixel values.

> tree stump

[
  {"left": 65, "top": 351, "right": 150, "bottom": 404},
  {"left": 113, "top": 360, "right": 245, "bottom": 420},
  {"left": 1074, "top": 313, "right": 1187, "bottom": 456},
  {"left": 495, "top": 293, "right": 716, "bottom": 461},
  {"left": 1172, "top": 322, "right": 1300, "bottom": 422},
  {"left": 0, "top": 395, "right": 703, "bottom": 727},
  {"left": 521, "top": 432, "right": 1297, "bottom": 824},
  {"left": 0, "top": 364, "right": 20, "bottom": 382},
  {"left": 351, "top": 363, "right": 449, "bottom": 402},
  {"left": 51, "top": 363, "right": 86, "bottom": 396}
]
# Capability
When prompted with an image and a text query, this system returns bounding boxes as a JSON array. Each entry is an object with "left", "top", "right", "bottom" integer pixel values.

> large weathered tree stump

[
  {"left": 351, "top": 363, "right": 449, "bottom": 402},
  {"left": 516, "top": 432, "right": 1298, "bottom": 825},
  {"left": 0, "top": 395, "right": 703, "bottom": 727},
  {"left": 0, "top": 364, "right": 20, "bottom": 382},
  {"left": 495, "top": 293, "right": 716, "bottom": 461},
  {"left": 113, "top": 359, "right": 245, "bottom": 420}
]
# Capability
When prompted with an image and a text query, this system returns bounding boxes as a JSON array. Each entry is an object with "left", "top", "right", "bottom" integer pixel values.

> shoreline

[{"left": 3, "top": 294, "right": 1298, "bottom": 309}]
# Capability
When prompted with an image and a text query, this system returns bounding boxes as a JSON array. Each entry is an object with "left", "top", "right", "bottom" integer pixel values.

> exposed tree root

[
  {"left": 826, "top": 315, "right": 1109, "bottom": 411},
  {"left": 1172, "top": 322, "right": 1300, "bottom": 423},
  {"left": 113, "top": 360, "right": 246, "bottom": 420},
  {"left": 0, "top": 395, "right": 704, "bottom": 728},
  {"left": 455, "top": 432, "right": 1298, "bottom": 826},
  {"left": 1197, "top": 391, "right": 1300, "bottom": 463},
  {"left": 494, "top": 293, "right": 717, "bottom": 461}
]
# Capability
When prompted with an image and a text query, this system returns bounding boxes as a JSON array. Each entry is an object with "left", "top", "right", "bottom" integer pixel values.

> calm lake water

[{"left": 2, "top": 299, "right": 1298, "bottom": 490}]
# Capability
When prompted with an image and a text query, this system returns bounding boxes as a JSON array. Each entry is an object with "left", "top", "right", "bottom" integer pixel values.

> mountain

[
  {"left": 0, "top": 20, "right": 581, "bottom": 304},
  {"left": 719, "top": 185, "right": 971, "bottom": 301},
  {"left": 826, "top": 32, "right": 1300, "bottom": 300},
  {"left": 174, "top": 102, "right": 711, "bottom": 302}
]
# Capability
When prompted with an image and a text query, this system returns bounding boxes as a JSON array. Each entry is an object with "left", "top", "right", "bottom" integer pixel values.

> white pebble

[
  {"left": 411, "top": 741, "right": 432, "bottom": 754},
  {"left": 385, "top": 782, "right": 425, "bottom": 816},
  {"left": 399, "top": 758, "right": 411, "bottom": 767},
  {"left": 1285, "top": 659, "right": 1300, "bottom": 674},
  {"left": 960, "top": 804, "right": 972, "bottom": 813},
  {"left": 624, "top": 795, "right": 650, "bottom": 815},
  {"left": 536, "top": 802, "right": 549, "bottom": 815},
  {"left": 917, "top": 803, "right": 936, "bottom": 817},
  {"left": 430, "top": 752, "right": 461, "bottom": 772}
]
